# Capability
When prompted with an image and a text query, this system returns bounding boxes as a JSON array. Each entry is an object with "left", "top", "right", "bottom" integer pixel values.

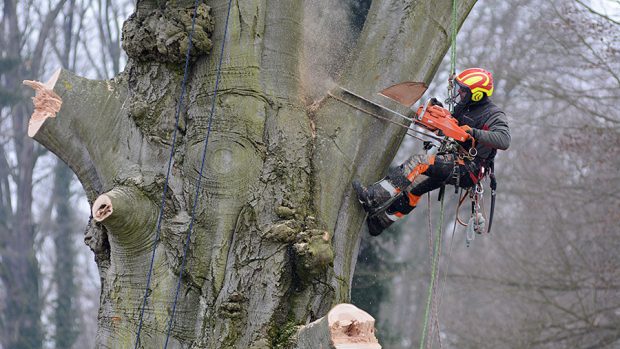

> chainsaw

[{"left": 328, "top": 82, "right": 470, "bottom": 147}]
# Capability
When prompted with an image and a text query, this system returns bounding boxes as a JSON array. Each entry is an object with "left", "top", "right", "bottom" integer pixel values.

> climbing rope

[
  {"left": 425, "top": 195, "right": 443, "bottom": 349},
  {"left": 450, "top": 0, "right": 458, "bottom": 77},
  {"left": 447, "top": 0, "right": 459, "bottom": 113},
  {"left": 419, "top": 195, "right": 445, "bottom": 349},
  {"left": 418, "top": 3, "right": 459, "bottom": 348},
  {"left": 132, "top": 0, "right": 200, "bottom": 346},
  {"left": 163, "top": 0, "right": 233, "bottom": 347},
  {"left": 133, "top": 0, "right": 233, "bottom": 347},
  {"left": 432, "top": 192, "right": 462, "bottom": 349}
]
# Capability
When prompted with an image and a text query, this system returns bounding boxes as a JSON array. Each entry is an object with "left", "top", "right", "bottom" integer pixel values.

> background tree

[
  {"left": 453, "top": 1, "right": 620, "bottom": 347},
  {"left": 23, "top": 0, "right": 476, "bottom": 347},
  {"left": 0, "top": 1, "right": 69, "bottom": 347},
  {"left": 1, "top": 0, "right": 131, "bottom": 347},
  {"left": 364, "top": 0, "right": 620, "bottom": 348}
]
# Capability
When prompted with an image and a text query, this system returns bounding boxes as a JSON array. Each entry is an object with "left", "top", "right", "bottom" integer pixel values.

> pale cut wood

[
  {"left": 296, "top": 303, "right": 381, "bottom": 349},
  {"left": 329, "top": 304, "right": 381, "bottom": 349},
  {"left": 23, "top": 68, "right": 62, "bottom": 137},
  {"left": 92, "top": 194, "right": 113, "bottom": 222}
]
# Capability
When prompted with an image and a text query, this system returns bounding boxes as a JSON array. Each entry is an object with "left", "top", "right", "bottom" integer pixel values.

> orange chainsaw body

[
  {"left": 415, "top": 105, "right": 470, "bottom": 142},
  {"left": 380, "top": 82, "right": 470, "bottom": 142}
]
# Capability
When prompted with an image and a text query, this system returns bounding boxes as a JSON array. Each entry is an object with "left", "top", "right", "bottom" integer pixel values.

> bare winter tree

[
  {"left": 1, "top": 0, "right": 134, "bottom": 347},
  {"left": 408, "top": 1, "right": 620, "bottom": 348},
  {"left": 0, "top": 1, "right": 71, "bottom": 348},
  {"left": 23, "top": 0, "right": 477, "bottom": 347}
]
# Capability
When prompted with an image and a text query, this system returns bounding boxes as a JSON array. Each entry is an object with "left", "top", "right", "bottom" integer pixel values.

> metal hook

[{"left": 468, "top": 147, "right": 478, "bottom": 157}]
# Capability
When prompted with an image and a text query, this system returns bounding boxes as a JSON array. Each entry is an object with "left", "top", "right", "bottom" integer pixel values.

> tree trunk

[
  {"left": 2, "top": 2, "right": 43, "bottom": 347},
  {"left": 52, "top": 160, "right": 80, "bottom": 348},
  {"left": 24, "top": 0, "right": 475, "bottom": 347},
  {"left": 1, "top": 0, "right": 71, "bottom": 347}
]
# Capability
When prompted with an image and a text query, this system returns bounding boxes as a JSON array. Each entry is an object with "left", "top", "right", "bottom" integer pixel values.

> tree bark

[{"left": 24, "top": 0, "right": 475, "bottom": 347}]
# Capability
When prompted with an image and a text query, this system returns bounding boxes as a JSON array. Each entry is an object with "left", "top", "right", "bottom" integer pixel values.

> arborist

[{"left": 353, "top": 68, "right": 511, "bottom": 236}]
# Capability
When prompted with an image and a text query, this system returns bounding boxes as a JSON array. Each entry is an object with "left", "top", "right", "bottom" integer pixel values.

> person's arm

[{"left": 470, "top": 112, "right": 511, "bottom": 150}]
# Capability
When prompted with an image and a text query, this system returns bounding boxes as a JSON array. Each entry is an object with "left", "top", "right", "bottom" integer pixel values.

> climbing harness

[
  {"left": 134, "top": 0, "right": 234, "bottom": 348},
  {"left": 454, "top": 162, "right": 497, "bottom": 246}
]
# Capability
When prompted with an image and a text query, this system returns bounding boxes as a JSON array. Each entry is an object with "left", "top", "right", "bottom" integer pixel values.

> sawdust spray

[{"left": 300, "top": 0, "right": 358, "bottom": 107}]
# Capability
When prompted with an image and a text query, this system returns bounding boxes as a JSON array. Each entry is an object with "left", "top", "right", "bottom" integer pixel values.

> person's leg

[
  {"left": 353, "top": 154, "right": 437, "bottom": 213},
  {"left": 366, "top": 177, "right": 445, "bottom": 235},
  {"left": 356, "top": 154, "right": 455, "bottom": 235}
]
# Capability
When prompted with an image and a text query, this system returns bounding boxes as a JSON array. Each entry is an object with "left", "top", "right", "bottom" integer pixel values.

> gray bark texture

[{"left": 24, "top": 0, "right": 475, "bottom": 347}]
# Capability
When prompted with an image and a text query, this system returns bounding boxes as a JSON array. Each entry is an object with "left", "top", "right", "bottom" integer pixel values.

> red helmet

[{"left": 454, "top": 68, "right": 494, "bottom": 103}]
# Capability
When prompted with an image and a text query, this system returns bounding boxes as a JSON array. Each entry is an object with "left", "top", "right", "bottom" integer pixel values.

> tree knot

[
  {"left": 122, "top": 3, "right": 214, "bottom": 63},
  {"left": 293, "top": 229, "right": 334, "bottom": 283}
]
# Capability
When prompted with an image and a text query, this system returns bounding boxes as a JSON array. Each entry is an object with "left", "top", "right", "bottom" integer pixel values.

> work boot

[
  {"left": 367, "top": 212, "right": 393, "bottom": 236},
  {"left": 352, "top": 178, "right": 399, "bottom": 213}
]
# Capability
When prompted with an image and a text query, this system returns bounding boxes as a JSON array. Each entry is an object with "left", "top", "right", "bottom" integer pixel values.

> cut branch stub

[
  {"left": 91, "top": 186, "right": 158, "bottom": 250},
  {"left": 23, "top": 69, "right": 62, "bottom": 137},
  {"left": 92, "top": 194, "right": 113, "bottom": 222},
  {"left": 328, "top": 304, "right": 380, "bottom": 348},
  {"left": 295, "top": 303, "right": 381, "bottom": 349}
]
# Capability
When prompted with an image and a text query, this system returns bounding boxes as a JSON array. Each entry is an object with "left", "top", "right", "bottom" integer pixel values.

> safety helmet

[{"left": 454, "top": 68, "right": 494, "bottom": 104}]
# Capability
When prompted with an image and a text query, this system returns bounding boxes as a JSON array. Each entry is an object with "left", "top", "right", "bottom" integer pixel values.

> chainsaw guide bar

[{"left": 329, "top": 83, "right": 469, "bottom": 143}]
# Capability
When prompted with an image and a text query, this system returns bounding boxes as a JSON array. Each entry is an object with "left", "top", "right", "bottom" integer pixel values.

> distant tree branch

[
  {"left": 447, "top": 273, "right": 620, "bottom": 292},
  {"left": 574, "top": 0, "right": 620, "bottom": 26},
  {"left": 31, "top": 0, "right": 68, "bottom": 76}
]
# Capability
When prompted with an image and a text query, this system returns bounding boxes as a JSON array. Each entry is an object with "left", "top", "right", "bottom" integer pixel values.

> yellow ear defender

[{"left": 471, "top": 91, "right": 484, "bottom": 102}]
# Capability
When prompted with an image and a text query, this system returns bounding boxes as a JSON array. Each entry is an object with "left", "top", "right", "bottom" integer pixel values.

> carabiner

[{"left": 468, "top": 147, "right": 478, "bottom": 157}]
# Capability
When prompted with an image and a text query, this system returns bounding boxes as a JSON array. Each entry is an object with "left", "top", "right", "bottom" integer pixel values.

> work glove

[
  {"left": 459, "top": 125, "right": 474, "bottom": 139},
  {"left": 429, "top": 97, "right": 444, "bottom": 107}
]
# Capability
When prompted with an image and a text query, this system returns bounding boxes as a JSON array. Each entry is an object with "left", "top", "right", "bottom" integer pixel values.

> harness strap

[{"left": 487, "top": 162, "right": 497, "bottom": 233}]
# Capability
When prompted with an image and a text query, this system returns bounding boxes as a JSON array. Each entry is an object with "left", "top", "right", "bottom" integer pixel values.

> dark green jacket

[{"left": 454, "top": 98, "right": 511, "bottom": 162}]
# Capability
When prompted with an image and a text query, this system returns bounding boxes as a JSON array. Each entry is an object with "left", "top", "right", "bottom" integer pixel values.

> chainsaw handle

[
  {"left": 415, "top": 99, "right": 471, "bottom": 142},
  {"left": 414, "top": 99, "right": 432, "bottom": 122}
]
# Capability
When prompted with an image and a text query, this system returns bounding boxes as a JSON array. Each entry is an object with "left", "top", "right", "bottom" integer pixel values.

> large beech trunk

[{"left": 25, "top": 0, "right": 475, "bottom": 347}]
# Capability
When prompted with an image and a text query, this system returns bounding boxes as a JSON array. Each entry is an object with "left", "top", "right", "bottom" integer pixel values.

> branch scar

[{"left": 92, "top": 194, "right": 113, "bottom": 222}]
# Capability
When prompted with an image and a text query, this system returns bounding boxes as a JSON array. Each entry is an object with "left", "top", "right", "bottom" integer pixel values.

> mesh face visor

[{"left": 454, "top": 81, "right": 470, "bottom": 105}]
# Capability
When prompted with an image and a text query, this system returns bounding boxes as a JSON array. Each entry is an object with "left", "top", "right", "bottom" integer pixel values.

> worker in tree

[{"left": 353, "top": 68, "right": 511, "bottom": 236}]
